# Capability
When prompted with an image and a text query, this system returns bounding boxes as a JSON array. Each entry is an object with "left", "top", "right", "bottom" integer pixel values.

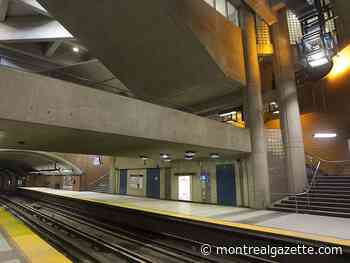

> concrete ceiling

[
  {"left": 0, "top": 119, "right": 246, "bottom": 163},
  {"left": 0, "top": 149, "right": 83, "bottom": 176},
  {"left": 0, "top": 0, "right": 247, "bottom": 114}
]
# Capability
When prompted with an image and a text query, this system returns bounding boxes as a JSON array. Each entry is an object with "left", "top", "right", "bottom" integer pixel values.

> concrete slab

[{"left": 23, "top": 187, "right": 350, "bottom": 243}]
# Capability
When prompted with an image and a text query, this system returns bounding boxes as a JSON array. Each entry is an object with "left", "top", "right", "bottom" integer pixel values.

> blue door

[
  {"left": 147, "top": 168, "right": 160, "bottom": 198},
  {"left": 119, "top": 169, "right": 127, "bottom": 195},
  {"left": 216, "top": 164, "right": 236, "bottom": 206}
]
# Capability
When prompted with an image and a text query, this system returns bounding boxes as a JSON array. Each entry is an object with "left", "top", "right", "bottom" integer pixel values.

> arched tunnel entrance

[{"left": 0, "top": 149, "right": 83, "bottom": 193}]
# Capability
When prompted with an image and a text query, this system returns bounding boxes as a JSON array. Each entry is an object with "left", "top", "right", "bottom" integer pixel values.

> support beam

[
  {"left": 0, "top": 17, "right": 73, "bottom": 43},
  {"left": 0, "top": 0, "right": 8, "bottom": 21},
  {"left": 0, "top": 67, "right": 251, "bottom": 156},
  {"left": 13, "top": 0, "right": 50, "bottom": 16},
  {"left": 244, "top": 0, "right": 277, "bottom": 25},
  {"left": 44, "top": 40, "right": 63, "bottom": 57},
  {"left": 271, "top": 8, "right": 307, "bottom": 194},
  {"left": 242, "top": 8, "right": 271, "bottom": 209}
]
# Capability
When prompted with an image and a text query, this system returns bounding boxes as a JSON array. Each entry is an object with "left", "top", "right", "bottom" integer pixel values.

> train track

[{"left": 1, "top": 195, "right": 269, "bottom": 263}]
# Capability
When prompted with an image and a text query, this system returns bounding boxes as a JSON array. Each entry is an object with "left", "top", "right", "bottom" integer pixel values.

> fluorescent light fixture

[
  {"left": 219, "top": 111, "right": 237, "bottom": 117},
  {"left": 61, "top": 169, "right": 73, "bottom": 173},
  {"left": 184, "top": 156, "right": 193, "bottom": 160},
  {"left": 185, "top": 151, "right": 196, "bottom": 157},
  {"left": 72, "top": 46, "right": 80, "bottom": 53},
  {"left": 210, "top": 153, "right": 220, "bottom": 159},
  {"left": 164, "top": 158, "right": 172, "bottom": 162},
  {"left": 273, "top": 110, "right": 280, "bottom": 114},
  {"left": 313, "top": 133, "right": 337, "bottom": 138},
  {"left": 309, "top": 50, "right": 326, "bottom": 61},
  {"left": 160, "top": 153, "right": 170, "bottom": 159},
  {"left": 309, "top": 57, "right": 329, "bottom": 67},
  {"left": 140, "top": 155, "right": 148, "bottom": 161}
]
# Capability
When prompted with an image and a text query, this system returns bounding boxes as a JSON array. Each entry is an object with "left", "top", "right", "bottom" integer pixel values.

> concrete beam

[
  {"left": 13, "top": 0, "right": 50, "bottom": 16},
  {"left": 44, "top": 40, "right": 63, "bottom": 57},
  {"left": 0, "top": 17, "right": 73, "bottom": 43},
  {"left": 244, "top": 0, "right": 277, "bottom": 25},
  {"left": 0, "top": 0, "right": 8, "bottom": 21},
  {"left": 0, "top": 67, "right": 251, "bottom": 156}
]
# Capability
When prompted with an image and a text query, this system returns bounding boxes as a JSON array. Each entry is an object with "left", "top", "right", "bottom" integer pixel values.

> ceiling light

[
  {"left": 160, "top": 153, "right": 170, "bottom": 159},
  {"left": 164, "top": 158, "right": 172, "bottom": 162},
  {"left": 313, "top": 133, "right": 337, "bottom": 138},
  {"left": 210, "top": 153, "right": 220, "bottom": 159},
  {"left": 72, "top": 46, "right": 80, "bottom": 53},
  {"left": 273, "top": 110, "right": 280, "bottom": 114},
  {"left": 61, "top": 168, "right": 73, "bottom": 173},
  {"left": 309, "top": 57, "right": 329, "bottom": 67},
  {"left": 220, "top": 111, "right": 237, "bottom": 117},
  {"left": 185, "top": 156, "right": 193, "bottom": 161},
  {"left": 185, "top": 151, "right": 196, "bottom": 157}
]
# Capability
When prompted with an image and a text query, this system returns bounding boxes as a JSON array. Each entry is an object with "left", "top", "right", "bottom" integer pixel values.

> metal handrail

[
  {"left": 295, "top": 159, "right": 321, "bottom": 213},
  {"left": 87, "top": 173, "right": 109, "bottom": 189},
  {"left": 295, "top": 153, "right": 350, "bottom": 213}
]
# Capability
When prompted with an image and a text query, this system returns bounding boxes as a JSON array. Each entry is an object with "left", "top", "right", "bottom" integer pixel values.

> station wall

[{"left": 114, "top": 157, "right": 242, "bottom": 206}]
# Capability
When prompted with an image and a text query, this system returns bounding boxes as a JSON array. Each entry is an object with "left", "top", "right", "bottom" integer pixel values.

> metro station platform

[
  {"left": 22, "top": 187, "right": 350, "bottom": 248},
  {"left": 0, "top": 205, "right": 71, "bottom": 263}
]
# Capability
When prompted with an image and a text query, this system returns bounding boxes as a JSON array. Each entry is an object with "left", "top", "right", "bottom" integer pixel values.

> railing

[
  {"left": 294, "top": 153, "right": 350, "bottom": 213},
  {"left": 86, "top": 173, "right": 109, "bottom": 191},
  {"left": 295, "top": 154, "right": 321, "bottom": 213}
]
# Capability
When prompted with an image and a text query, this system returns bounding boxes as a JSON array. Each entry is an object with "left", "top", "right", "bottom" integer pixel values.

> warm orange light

[{"left": 327, "top": 45, "right": 350, "bottom": 80}]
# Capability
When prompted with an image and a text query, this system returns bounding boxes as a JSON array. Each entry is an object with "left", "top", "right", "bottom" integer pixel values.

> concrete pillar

[
  {"left": 109, "top": 157, "right": 117, "bottom": 194},
  {"left": 271, "top": 9, "right": 307, "bottom": 194},
  {"left": 242, "top": 9, "right": 271, "bottom": 209}
]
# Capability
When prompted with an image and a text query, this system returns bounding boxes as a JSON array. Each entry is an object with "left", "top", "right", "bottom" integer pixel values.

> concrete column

[
  {"left": 109, "top": 157, "right": 117, "bottom": 194},
  {"left": 271, "top": 9, "right": 307, "bottom": 194},
  {"left": 242, "top": 9, "right": 271, "bottom": 209}
]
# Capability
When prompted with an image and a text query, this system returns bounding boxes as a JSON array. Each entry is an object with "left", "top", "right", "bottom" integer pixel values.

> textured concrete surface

[
  {"left": 0, "top": 66, "right": 251, "bottom": 158},
  {"left": 37, "top": 0, "right": 245, "bottom": 109}
]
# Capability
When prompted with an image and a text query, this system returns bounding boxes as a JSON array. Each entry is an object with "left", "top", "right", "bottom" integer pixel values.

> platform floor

[
  {"left": 0, "top": 206, "right": 71, "bottom": 263},
  {"left": 23, "top": 187, "right": 350, "bottom": 247}
]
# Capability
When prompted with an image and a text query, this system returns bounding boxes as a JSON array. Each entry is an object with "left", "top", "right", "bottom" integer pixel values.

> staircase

[
  {"left": 272, "top": 156, "right": 350, "bottom": 218},
  {"left": 86, "top": 174, "right": 109, "bottom": 194}
]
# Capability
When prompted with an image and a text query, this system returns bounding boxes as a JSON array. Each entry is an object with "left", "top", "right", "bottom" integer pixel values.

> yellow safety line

[
  {"left": 0, "top": 208, "right": 72, "bottom": 263},
  {"left": 26, "top": 188, "right": 350, "bottom": 248}
]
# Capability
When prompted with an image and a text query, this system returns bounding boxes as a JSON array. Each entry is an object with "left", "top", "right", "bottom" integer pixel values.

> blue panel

[
  {"left": 146, "top": 168, "right": 160, "bottom": 199},
  {"left": 216, "top": 164, "right": 236, "bottom": 206},
  {"left": 119, "top": 169, "right": 127, "bottom": 195}
]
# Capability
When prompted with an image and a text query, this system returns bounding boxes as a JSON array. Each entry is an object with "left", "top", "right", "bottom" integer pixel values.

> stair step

[
  {"left": 317, "top": 176, "right": 350, "bottom": 179},
  {"left": 289, "top": 196, "right": 350, "bottom": 203},
  {"left": 281, "top": 200, "right": 350, "bottom": 209},
  {"left": 314, "top": 183, "right": 350, "bottom": 186},
  {"left": 271, "top": 207, "right": 350, "bottom": 219},
  {"left": 275, "top": 203, "right": 350, "bottom": 214},
  {"left": 293, "top": 193, "right": 350, "bottom": 199},
  {"left": 310, "top": 189, "right": 350, "bottom": 194}
]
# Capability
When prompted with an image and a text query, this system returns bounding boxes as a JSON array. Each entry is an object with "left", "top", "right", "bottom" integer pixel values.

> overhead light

[
  {"left": 313, "top": 133, "right": 337, "bottom": 138},
  {"left": 72, "top": 46, "right": 80, "bottom": 53},
  {"left": 164, "top": 158, "right": 172, "bottom": 162},
  {"left": 160, "top": 153, "right": 170, "bottom": 159},
  {"left": 309, "top": 57, "right": 329, "bottom": 67},
  {"left": 307, "top": 50, "right": 329, "bottom": 68},
  {"left": 273, "top": 110, "right": 280, "bottom": 114},
  {"left": 140, "top": 155, "right": 148, "bottom": 161},
  {"left": 220, "top": 111, "right": 237, "bottom": 117},
  {"left": 270, "top": 102, "right": 277, "bottom": 106},
  {"left": 185, "top": 156, "right": 193, "bottom": 161},
  {"left": 185, "top": 151, "right": 196, "bottom": 157},
  {"left": 61, "top": 169, "right": 73, "bottom": 174},
  {"left": 210, "top": 153, "right": 220, "bottom": 159}
]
